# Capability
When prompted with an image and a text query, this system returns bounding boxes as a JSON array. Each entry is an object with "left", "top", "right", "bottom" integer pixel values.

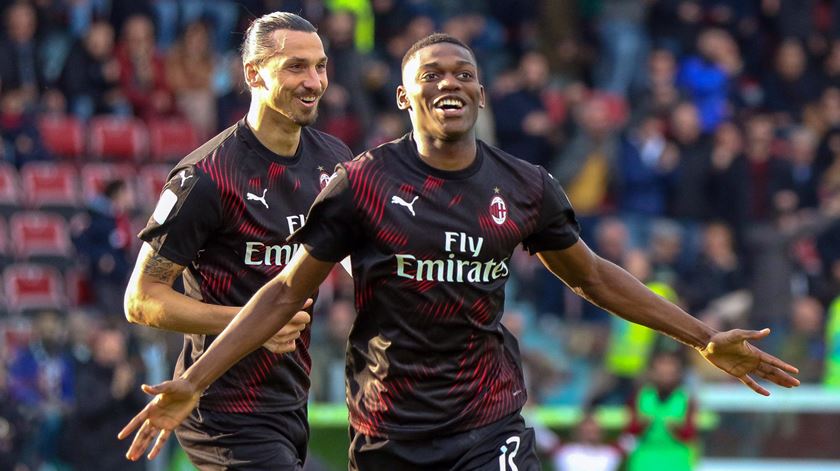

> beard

[{"left": 291, "top": 108, "right": 319, "bottom": 127}]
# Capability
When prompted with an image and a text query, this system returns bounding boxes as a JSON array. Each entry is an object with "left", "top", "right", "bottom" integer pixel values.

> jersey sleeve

[
  {"left": 522, "top": 166, "right": 581, "bottom": 254},
  {"left": 288, "top": 165, "right": 360, "bottom": 262},
  {"left": 137, "top": 166, "right": 222, "bottom": 265}
]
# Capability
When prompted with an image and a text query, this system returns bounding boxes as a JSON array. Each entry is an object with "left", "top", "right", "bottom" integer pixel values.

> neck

[
  {"left": 413, "top": 131, "right": 477, "bottom": 171},
  {"left": 246, "top": 101, "right": 302, "bottom": 156}
]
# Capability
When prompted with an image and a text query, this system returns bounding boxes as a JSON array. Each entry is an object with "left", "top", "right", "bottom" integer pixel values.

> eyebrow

[
  {"left": 284, "top": 56, "right": 328, "bottom": 62},
  {"left": 419, "top": 60, "right": 476, "bottom": 69}
]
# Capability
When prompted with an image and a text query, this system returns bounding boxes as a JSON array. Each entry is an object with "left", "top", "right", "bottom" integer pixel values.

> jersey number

[{"left": 498, "top": 435, "right": 520, "bottom": 471}]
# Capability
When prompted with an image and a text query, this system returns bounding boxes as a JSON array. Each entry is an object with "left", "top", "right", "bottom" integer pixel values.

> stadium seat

[
  {"left": 136, "top": 164, "right": 171, "bottom": 211},
  {"left": 79, "top": 162, "right": 136, "bottom": 208},
  {"left": 38, "top": 115, "right": 85, "bottom": 160},
  {"left": 9, "top": 211, "right": 74, "bottom": 266},
  {"left": 0, "top": 163, "right": 21, "bottom": 215},
  {"left": 148, "top": 118, "right": 200, "bottom": 162},
  {"left": 20, "top": 162, "right": 80, "bottom": 215},
  {"left": 3, "top": 263, "right": 66, "bottom": 314},
  {"left": 64, "top": 267, "right": 93, "bottom": 308},
  {"left": 88, "top": 116, "right": 148, "bottom": 161},
  {"left": 0, "top": 217, "right": 11, "bottom": 269}
]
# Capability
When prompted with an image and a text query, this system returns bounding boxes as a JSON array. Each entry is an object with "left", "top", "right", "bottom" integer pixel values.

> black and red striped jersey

[
  {"left": 290, "top": 132, "right": 580, "bottom": 438},
  {"left": 139, "top": 119, "right": 352, "bottom": 413}
]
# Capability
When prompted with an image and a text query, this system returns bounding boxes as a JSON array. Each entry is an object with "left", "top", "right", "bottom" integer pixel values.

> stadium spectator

[
  {"left": 592, "top": 0, "right": 648, "bottom": 97},
  {"left": 165, "top": 19, "right": 219, "bottom": 139},
  {"left": 0, "top": 361, "right": 29, "bottom": 471},
  {"left": 309, "top": 299, "right": 355, "bottom": 403},
  {"left": 7, "top": 311, "right": 74, "bottom": 470},
  {"left": 0, "top": 87, "right": 51, "bottom": 168},
  {"left": 614, "top": 115, "right": 677, "bottom": 248},
  {"left": 630, "top": 48, "right": 682, "bottom": 121},
  {"left": 319, "top": 10, "right": 372, "bottom": 152},
  {"left": 116, "top": 14, "right": 174, "bottom": 121},
  {"left": 825, "top": 291, "right": 840, "bottom": 386},
  {"left": 62, "top": 326, "right": 146, "bottom": 471},
  {"left": 0, "top": 2, "right": 46, "bottom": 104},
  {"left": 493, "top": 50, "right": 560, "bottom": 168},
  {"left": 542, "top": 412, "right": 630, "bottom": 471},
  {"left": 743, "top": 113, "right": 793, "bottom": 223},
  {"left": 59, "top": 20, "right": 128, "bottom": 120},
  {"left": 682, "top": 222, "right": 746, "bottom": 314},
  {"left": 779, "top": 296, "right": 825, "bottom": 383},
  {"left": 73, "top": 179, "right": 133, "bottom": 316},
  {"left": 666, "top": 102, "right": 713, "bottom": 245},
  {"left": 624, "top": 350, "right": 698, "bottom": 471},
  {"left": 551, "top": 95, "right": 619, "bottom": 219},
  {"left": 785, "top": 126, "right": 821, "bottom": 210},
  {"left": 763, "top": 38, "right": 822, "bottom": 125},
  {"left": 708, "top": 121, "right": 750, "bottom": 246}
]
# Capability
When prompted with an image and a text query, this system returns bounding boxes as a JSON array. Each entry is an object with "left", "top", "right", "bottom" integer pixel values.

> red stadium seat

[
  {"left": 148, "top": 118, "right": 199, "bottom": 162},
  {"left": 0, "top": 217, "right": 10, "bottom": 268},
  {"left": 0, "top": 163, "right": 21, "bottom": 214},
  {"left": 136, "top": 164, "right": 171, "bottom": 211},
  {"left": 88, "top": 116, "right": 148, "bottom": 161},
  {"left": 3, "top": 263, "right": 66, "bottom": 314},
  {"left": 9, "top": 211, "right": 73, "bottom": 264},
  {"left": 38, "top": 115, "right": 85, "bottom": 160},
  {"left": 79, "top": 162, "right": 136, "bottom": 208},
  {"left": 20, "top": 162, "right": 80, "bottom": 214}
]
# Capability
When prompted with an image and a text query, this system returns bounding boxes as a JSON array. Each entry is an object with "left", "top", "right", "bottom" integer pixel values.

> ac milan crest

[
  {"left": 319, "top": 171, "right": 332, "bottom": 190},
  {"left": 490, "top": 195, "right": 507, "bottom": 225}
]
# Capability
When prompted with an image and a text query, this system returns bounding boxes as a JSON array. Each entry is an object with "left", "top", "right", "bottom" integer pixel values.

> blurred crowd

[{"left": 3, "top": 0, "right": 840, "bottom": 469}]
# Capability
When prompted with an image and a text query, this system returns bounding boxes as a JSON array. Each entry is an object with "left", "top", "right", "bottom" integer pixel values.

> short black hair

[
  {"left": 401, "top": 33, "right": 475, "bottom": 71},
  {"left": 103, "top": 179, "right": 126, "bottom": 199}
]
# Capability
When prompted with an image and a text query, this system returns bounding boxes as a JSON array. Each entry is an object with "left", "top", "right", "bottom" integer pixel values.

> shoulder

[
  {"left": 171, "top": 123, "right": 240, "bottom": 173},
  {"left": 342, "top": 135, "right": 407, "bottom": 173},
  {"left": 303, "top": 127, "right": 354, "bottom": 162},
  {"left": 480, "top": 139, "right": 544, "bottom": 180}
]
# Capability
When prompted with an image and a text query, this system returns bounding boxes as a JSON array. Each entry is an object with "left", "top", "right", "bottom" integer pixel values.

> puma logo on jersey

[
  {"left": 246, "top": 189, "right": 269, "bottom": 209},
  {"left": 391, "top": 195, "right": 419, "bottom": 216},
  {"left": 177, "top": 170, "right": 193, "bottom": 187}
]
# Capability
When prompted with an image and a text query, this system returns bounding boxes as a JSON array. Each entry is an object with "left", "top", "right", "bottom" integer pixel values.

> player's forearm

[
  {"left": 180, "top": 277, "right": 305, "bottom": 391},
  {"left": 577, "top": 257, "right": 716, "bottom": 350},
  {"left": 124, "top": 283, "right": 239, "bottom": 335}
]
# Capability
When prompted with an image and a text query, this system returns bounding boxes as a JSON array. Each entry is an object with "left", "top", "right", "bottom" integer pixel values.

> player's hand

[
  {"left": 117, "top": 379, "right": 201, "bottom": 461},
  {"left": 262, "top": 308, "right": 312, "bottom": 354},
  {"left": 699, "top": 328, "right": 800, "bottom": 396}
]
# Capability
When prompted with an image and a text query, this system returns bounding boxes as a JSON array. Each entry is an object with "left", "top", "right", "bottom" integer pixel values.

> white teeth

[
  {"left": 301, "top": 96, "right": 317, "bottom": 103},
  {"left": 436, "top": 98, "right": 464, "bottom": 109}
]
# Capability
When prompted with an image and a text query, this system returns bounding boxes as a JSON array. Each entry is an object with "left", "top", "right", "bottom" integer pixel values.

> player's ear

[
  {"left": 396, "top": 85, "right": 410, "bottom": 110},
  {"left": 244, "top": 62, "right": 264, "bottom": 89}
]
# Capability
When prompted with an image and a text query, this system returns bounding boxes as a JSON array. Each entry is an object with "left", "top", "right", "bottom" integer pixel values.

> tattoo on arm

[{"left": 141, "top": 251, "right": 185, "bottom": 285}]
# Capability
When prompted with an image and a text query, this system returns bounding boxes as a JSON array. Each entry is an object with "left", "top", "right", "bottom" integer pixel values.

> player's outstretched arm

[
  {"left": 124, "top": 242, "right": 309, "bottom": 353},
  {"left": 118, "top": 247, "right": 333, "bottom": 460},
  {"left": 537, "top": 239, "right": 800, "bottom": 395}
]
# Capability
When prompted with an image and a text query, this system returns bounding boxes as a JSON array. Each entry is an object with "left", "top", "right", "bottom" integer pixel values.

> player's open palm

[
  {"left": 700, "top": 328, "right": 800, "bottom": 396},
  {"left": 262, "top": 310, "right": 311, "bottom": 354},
  {"left": 118, "top": 379, "right": 200, "bottom": 461}
]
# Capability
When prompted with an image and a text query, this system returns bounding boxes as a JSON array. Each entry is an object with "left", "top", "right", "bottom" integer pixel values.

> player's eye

[
  {"left": 316, "top": 62, "right": 327, "bottom": 71},
  {"left": 421, "top": 72, "right": 438, "bottom": 81},
  {"left": 458, "top": 71, "right": 474, "bottom": 80}
]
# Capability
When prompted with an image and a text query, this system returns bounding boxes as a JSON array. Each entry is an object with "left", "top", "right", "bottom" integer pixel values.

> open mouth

[
  {"left": 298, "top": 95, "right": 319, "bottom": 107},
  {"left": 433, "top": 96, "right": 466, "bottom": 117}
]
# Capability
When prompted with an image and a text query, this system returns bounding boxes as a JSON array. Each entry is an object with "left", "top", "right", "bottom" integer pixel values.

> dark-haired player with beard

[
  {"left": 120, "top": 34, "right": 800, "bottom": 470},
  {"left": 120, "top": 12, "right": 353, "bottom": 470}
]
